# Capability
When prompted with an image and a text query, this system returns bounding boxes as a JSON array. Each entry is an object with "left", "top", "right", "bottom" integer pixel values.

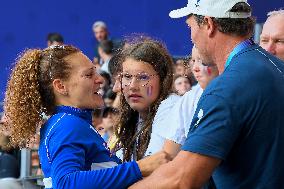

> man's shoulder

[
  {"left": 203, "top": 45, "right": 284, "bottom": 107},
  {"left": 233, "top": 45, "right": 284, "bottom": 71}
]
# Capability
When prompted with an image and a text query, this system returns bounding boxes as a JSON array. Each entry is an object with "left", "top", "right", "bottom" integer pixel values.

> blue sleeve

[
  {"left": 53, "top": 161, "right": 141, "bottom": 189},
  {"left": 181, "top": 94, "right": 240, "bottom": 160},
  {"left": 47, "top": 117, "right": 142, "bottom": 189}
]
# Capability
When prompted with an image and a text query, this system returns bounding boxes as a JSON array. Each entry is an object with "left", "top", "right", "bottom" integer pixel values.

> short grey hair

[
  {"left": 92, "top": 21, "right": 107, "bottom": 31},
  {"left": 267, "top": 9, "right": 284, "bottom": 18}
]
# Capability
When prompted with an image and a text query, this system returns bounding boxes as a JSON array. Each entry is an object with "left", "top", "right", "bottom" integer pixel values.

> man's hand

[
  {"left": 137, "top": 151, "right": 172, "bottom": 177},
  {"left": 130, "top": 151, "right": 221, "bottom": 189}
]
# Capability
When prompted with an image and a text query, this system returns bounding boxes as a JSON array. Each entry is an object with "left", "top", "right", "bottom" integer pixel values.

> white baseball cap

[{"left": 169, "top": 0, "right": 251, "bottom": 19}]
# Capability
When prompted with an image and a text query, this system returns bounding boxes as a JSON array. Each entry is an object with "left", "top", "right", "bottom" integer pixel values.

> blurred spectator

[
  {"left": 92, "top": 21, "right": 109, "bottom": 65},
  {"left": 174, "top": 58, "right": 196, "bottom": 84},
  {"left": 92, "top": 21, "right": 109, "bottom": 43},
  {"left": 174, "top": 59, "right": 186, "bottom": 75},
  {"left": 0, "top": 114, "right": 9, "bottom": 136},
  {"left": 0, "top": 133, "right": 20, "bottom": 179},
  {"left": 173, "top": 74, "right": 192, "bottom": 96},
  {"left": 260, "top": 9, "right": 284, "bottom": 61},
  {"left": 101, "top": 107, "right": 119, "bottom": 143},
  {"left": 46, "top": 32, "right": 64, "bottom": 47},
  {"left": 92, "top": 21, "right": 124, "bottom": 65},
  {"left": 0, "top": 115, "right": 21, "bottom": 189},
  {"left": 109, "top": 50, "right": 122, "bottom": 80},
  {"left": 98, "top": 40, "right": 114, "bottom": 74},
  {"left": 92, "top": 109, "right": 104, "bottom": 136},
  {"left": 98, "top": 70, "right": 112, "bottom": 96},
  {"left": 103, "top": 89, "right": 117, "bottom": 107}
]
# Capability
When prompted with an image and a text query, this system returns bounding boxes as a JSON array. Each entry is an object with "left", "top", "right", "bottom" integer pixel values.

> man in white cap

[
  {"left": 260, "top": 9, "right": 284, "bottom": 61},
  {"left": 129, "top": 0, "right": 284, "bottom": 188}
]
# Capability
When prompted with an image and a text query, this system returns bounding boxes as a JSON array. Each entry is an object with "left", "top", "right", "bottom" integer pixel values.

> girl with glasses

[{"left": 115, "top": 38, "right": 180, "bottom": 161}]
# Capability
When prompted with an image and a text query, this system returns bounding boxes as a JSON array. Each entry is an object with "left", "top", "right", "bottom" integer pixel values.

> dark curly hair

[
  {"left": 115, "top": 38, "right": 174, "bottom": 161},
  {"left": 4, "top": 45, "right": 80, "bottom": 147}
]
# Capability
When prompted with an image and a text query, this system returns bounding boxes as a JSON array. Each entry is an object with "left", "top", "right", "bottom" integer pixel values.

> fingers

[
  {"left": 137, "top": 151, "right": 172, "bottom": 177},
  {"left": 157, "top": 151, "right": 172, "bottom": 164}
]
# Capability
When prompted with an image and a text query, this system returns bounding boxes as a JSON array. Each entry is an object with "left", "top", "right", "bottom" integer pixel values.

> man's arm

[{"left": 129, "top": 150, "right": 221, "bottom": 189}]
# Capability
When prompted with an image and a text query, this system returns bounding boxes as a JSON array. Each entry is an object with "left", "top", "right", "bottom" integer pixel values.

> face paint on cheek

[
  {"left": 207, "top": 67, "right": 212, "bottom": 75},
  {"left": 147, "top": 85, "right": 153, "bottom": 96}
]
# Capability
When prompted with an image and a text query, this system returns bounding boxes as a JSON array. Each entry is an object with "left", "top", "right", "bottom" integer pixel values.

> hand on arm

[
  {"left": 163, "top": 139, "right": 181, "bottom": 159},
  {"left": 129, "top": 150, "right": 221, "bottom": 189},
  {"left": 136, "top": 151, "right": 172, "bottom": 177}
]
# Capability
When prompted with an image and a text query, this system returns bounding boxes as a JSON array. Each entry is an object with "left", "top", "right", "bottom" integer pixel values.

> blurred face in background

[
  {"left": 174, "top": 60, "right": 186, "bottom": 75},
  {"left": 190, "top": 47, "right": 219, "bottom": 89},
  {"left": 102, "top": 111, "right": 119, "bottom": 131},
  {"left": 93, "top": 26, "right": 108, "bottom": 42},
  {"left": 260, "top": 14, "right": 284, "bottom": 61},
  {"left": 104, "top": 98, "right": 114, "bottom": 107},
  {"left": 174, "top": 76, "right": 191, "bottom": 95}
]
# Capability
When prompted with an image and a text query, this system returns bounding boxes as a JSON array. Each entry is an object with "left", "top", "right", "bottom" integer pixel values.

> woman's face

[
  {"left": 121, "top": 58, "right": 160, "bottom": 115},
  {"left": 174, "top": 76, "right": 191, "bottom": 95},
  {"left": 59, "top": 52, "right": 105, "bottom": 109},
  {"left": 190, "top": 47, "right": 219, "bottom": 89}
]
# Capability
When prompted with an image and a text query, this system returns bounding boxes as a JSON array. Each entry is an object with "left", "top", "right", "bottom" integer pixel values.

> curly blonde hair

[
  {"left": 115, "top": 39, "right": 174, "bottom": 161},
  {"left": 4, "top": 45, "right": 79, "bottom": 147}
]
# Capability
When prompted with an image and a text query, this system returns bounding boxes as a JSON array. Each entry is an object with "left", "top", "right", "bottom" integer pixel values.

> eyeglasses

[{"left": 120, "top": 72, "right": 158, "bottom": 87}]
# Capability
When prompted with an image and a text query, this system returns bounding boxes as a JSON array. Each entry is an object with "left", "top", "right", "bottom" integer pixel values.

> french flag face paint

[
  {"left": 147, "top": 85, "right": 153, "bottom": 96},
  {"left": 207, "top": 67, "right": 212, "bottom": 75}
]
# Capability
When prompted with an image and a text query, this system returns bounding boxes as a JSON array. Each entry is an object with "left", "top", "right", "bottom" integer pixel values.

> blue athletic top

[
  {"left": 39, "top": 105, "right": 142, "bottom": 189},
  {"left": 182, "top": 44, "right": 284, "bottom": 188}
]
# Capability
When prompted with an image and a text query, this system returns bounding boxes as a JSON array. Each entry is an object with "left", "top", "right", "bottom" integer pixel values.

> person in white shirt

[
  {"left": 115, "top": 38, "right": 175, "bottom": 162},
  {"left": 153, "top": 46, "right": 219, "bottom": 158}
]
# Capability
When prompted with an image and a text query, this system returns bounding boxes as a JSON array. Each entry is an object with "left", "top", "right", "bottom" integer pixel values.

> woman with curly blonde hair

[
  {"left": 115, "top": 38, "right": 180, "bottom": 161},
  {"left": 4, "top": 45, "right": 169, "bottom": 189}
]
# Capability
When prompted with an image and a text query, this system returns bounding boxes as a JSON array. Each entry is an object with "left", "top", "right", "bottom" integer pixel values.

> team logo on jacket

[
  {"left": 195, "top": 0, "right": 201, "bottom": 7},
  {"left": 194, "top": 109, "right": 203, "bottom": 127}
]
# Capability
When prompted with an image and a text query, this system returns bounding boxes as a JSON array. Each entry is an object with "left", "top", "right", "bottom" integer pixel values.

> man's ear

[
  {"left": 52, "top": 79, "right": 68, "bottom": 96},
  {"left": 204, "top": 16, "right": 216, "bottom": 37}
]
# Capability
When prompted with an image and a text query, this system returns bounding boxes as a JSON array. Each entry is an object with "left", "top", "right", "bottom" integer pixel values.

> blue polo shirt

[{"left": 182, "top": 44, "right": 284, "bottom": 188}]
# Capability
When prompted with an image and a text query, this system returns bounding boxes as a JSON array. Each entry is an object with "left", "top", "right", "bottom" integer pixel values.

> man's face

[
  {"left": 186, "top": 16, "right": 214, "bottom": 69},
  {"left": 260, "top": 15, "right": 284, "bottom": 61},
  {"left": 93, "top": 26, "right": 108, "bottom": 42},
  {"left": 186, "top": 16, "right": 201, "bottom": 50}
]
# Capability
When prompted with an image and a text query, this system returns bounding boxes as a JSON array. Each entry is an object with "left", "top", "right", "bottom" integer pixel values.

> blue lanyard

[{"left": 225, "top": 39, "right": 255, "bottom": 68}]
